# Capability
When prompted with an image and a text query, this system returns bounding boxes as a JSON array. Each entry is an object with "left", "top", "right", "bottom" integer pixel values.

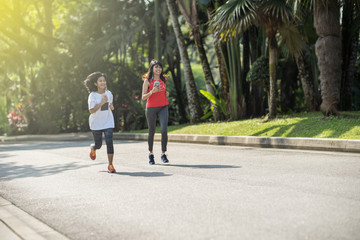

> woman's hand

[
  {"left": 166, "top": 91, "right": 169, "bottom": 97},
  {"left": 101, "top": 93, "right": 108, "bottom": 105},
  {"left": 110, "top": 103, "right": 114, "bottom": 110},
  {"left": 152, "top": 85, "right": 160, "bottom": 93}
]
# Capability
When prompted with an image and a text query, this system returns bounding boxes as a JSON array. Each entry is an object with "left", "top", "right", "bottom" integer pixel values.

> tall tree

[
  {"left": 206, "top": 1, "right": 229, "bottom": 108},
  {"left": 291, "top": 6, "right": 320, "bottom": 111},
  {"left": 340, "top": 0, "right": 359, "bottom": 110},
  {"left": 177, "top": 0, "right": 216, "bottom": 95},
  {"left": 211, "top": 0, "right": 302, "bottom": 118},
  {"left": 166, "top": 0, "right": 202, "bottom": 123},
  {"left": 296, "top": 51, "right": 320, "bottom": 111},
  {"left": 154, "top": 0, "right": 161, "bottom": 60},
  {"left": 313, "top": 0, "right": 342, "bottom": 116}
]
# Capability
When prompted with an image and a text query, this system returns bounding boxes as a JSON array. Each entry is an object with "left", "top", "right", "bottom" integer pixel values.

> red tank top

[{"left": 146, "top": 79, "right": 169, "bottom": 108}]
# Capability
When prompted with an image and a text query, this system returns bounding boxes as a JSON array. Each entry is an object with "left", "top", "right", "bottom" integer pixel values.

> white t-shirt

[{"left": 88, "top": 90, "right": 114, "bottom": 130}]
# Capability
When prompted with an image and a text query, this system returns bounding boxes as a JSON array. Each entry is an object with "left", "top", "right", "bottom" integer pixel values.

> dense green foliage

[{"left": 0, "top": 0, "right": 359, "bottom": 136}]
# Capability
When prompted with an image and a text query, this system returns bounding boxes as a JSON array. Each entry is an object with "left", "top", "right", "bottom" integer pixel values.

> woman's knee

[
  {"left": 161, "top": 128, "right": 167, "bottom": 135},
  {"left": 94, "top": 142, "right": 102, "bottom": 150}
]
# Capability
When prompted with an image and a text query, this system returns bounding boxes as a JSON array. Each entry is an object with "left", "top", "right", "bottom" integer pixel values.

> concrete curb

[
  {"left": 1, "top": 132, "right": 93, "bottom": 142},
  {"left": 114, "top": 133, "right": 360, "bottom": 153},
  {"left": 0, "top": 196, "right": 69, "bottom": 240},
  {"left": 1, "top": 132, "right": 360, "bottom": 153}
]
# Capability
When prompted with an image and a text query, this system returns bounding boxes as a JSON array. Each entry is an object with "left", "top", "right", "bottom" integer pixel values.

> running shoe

[
  {"left": 90, "top": 145, "right": 96, "bottom": 160},
  {"left": 161, "top": 154, "right": 169, "bottom": 163},
  {"left": 108, "top": 164, "right": 116, "bottom": 173},
  {"left": 149, "top": 154, "right": 155, "bottom": 165}
]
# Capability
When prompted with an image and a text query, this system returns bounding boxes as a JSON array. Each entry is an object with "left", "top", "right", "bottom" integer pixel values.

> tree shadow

[
  {"left": 252, "top": 124, "right": 295, "bottom": 137},
  {"left": 252, "top": 115, "right": 359, "bottom": 139},
  {"left": 0, "top": 161, "right": 97, "bottom": 181}
]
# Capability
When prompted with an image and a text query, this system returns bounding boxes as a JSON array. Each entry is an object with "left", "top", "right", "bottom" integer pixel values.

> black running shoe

[
  {"left": 161, "top": 154, "right": 169, "bottom": 163},
  {"left": 149, "top": 154, "right": 155, "bottom": 165}
]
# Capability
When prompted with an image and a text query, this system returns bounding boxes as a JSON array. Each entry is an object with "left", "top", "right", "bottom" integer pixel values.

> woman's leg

[
  {"left": 145, "top": 107, "right": 158, "bottom": 153},
  {"left": 104, "top": 128, "right": 114, "bottom": 166},
  {"left": 92, "top": 130, "right": 103, "bottom": 150},
  {"left": 158, "top": 106, "right": 169, "bottom": 153},
  {"left": 89, "top": 130, "right": 102, "bottom": 160}
]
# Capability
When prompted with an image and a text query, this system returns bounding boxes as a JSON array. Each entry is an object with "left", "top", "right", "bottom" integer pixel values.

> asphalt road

[{"left": 0, "top": 140, "right": 359, "bottom": 240}]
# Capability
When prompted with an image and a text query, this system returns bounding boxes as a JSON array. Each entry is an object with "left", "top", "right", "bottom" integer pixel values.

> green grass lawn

[{"left": 130, "top": 111, "right": 360, "bottom": 139}]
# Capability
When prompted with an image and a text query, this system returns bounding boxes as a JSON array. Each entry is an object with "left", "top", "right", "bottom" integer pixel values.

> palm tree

[
  {"left": 166, "top": 0, "right": 203, "bottom": 123},
  {"left": 206, "top": 1, "right": 230, "bottom": 109},
  {"left": 211, "top": 0, "right": 301, "bottom": 118},
  {"left": 292, "top": 0, "right": 343, "bottom": 116},
  {"left": 290, "top": 8, "right": 320, "bottom": 111},
  {"left": 313, "top": 0, "right": 342, "bottom": 116},
  {"left": 177, "top": 0, "right": 216, "bottom": 94},
  {"left": 177, "top": 0, "right": 219, "bottom": 120},
  {"left": 340, "top": 0, "right": 360, "bottom": 110},
  {"left": 154, "top": 0, "right": 161, "bottom": 59}
]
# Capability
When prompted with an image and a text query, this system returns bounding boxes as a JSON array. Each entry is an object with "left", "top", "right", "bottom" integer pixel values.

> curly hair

[
  {"left": 84, "top": 72, "right": 107, "bottom": 93},
  {"left": 142, "top": 59, "right": 168, "bottom": 83}
]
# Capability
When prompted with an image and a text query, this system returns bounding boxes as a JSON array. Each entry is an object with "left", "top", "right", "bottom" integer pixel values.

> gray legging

[{"left": 145, "top": 105, "right": 168, "bottom": 152}]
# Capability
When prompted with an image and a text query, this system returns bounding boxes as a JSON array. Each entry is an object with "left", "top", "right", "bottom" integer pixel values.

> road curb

[
  {"left": 0, "top": 196, "right": 70, "bottom": 240},
  {"left": 114, "top": 133, "right": 360, "bottom": 153},
  {"left": 1, "top": 132, "right": 93, "bottom": 142},
  {"left": 1, "top": 132, "right": 359, "bottom": 153}
]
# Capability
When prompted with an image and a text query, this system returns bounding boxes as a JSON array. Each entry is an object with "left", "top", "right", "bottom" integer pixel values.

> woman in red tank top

[{"left": 141, "top": 60, "right": 170, "bottom": 165}]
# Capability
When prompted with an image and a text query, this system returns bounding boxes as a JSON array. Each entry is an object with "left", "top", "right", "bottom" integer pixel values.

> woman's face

[
  {"left": 95, "top": 76, "right": 106, "bottom": 90},
  {"left": 152, "top": 64, "right": 162, "bottom": 76}
]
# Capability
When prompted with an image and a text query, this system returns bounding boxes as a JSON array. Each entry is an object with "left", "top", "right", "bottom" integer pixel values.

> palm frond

[
  {"left": 278, "top": 22, "right": 305, "bottom": 57},
  {"left": 287, "top": 0, "right": 312, "bottom": 21},
  {"left": 260, "top": 0, "right": 293, "bottom": 23},
  {"left": 210, "top": 0, "right": 258, "bottom": 39}
]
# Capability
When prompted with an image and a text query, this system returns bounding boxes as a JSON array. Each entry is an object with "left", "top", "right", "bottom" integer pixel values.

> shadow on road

[
  {"left": 0, "top": 161, "right": 97, "bottom": 181},
  {"left": 0, "top": 140, "right": 137, "bottom": 152},
  {"left": 107, "top": 171, "right": 172, "bottom": 177},
  {"left": 162, "top": 164, "right": 241, "bottom": 169}
]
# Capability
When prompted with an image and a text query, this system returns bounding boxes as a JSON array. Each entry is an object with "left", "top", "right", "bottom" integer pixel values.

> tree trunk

[
  {"left": 166, "top": 0, "right": 202, "bottom": 123},
  {"left": 167, "top": 51, "right": 187, "bottom": 123},
  {"left": 295, "top": 52, "right": 319, "bottom": 111},
  {"left": 178, "top": 0, "right": 218, "bottom": 120},
  {"left": 206, "top": 2, "right": 230, "bottom": 109},
  {"left": 314, "top": 0, "right": 342, "bottom": 116},
  {"left": 340, "top": 0, "right": 359, "bottom": 110},
  {"left": 249, "top": 26, "right": 260, "bottom": 64},
  {"left": 281, "top": 58, "right": 298, "bottom": 113},
  {"left": 154, "top": 0, "right": 161, "bottom": 60},
  {"left": 43, "top": 0, "right": 53, "bottom": 51},
  {"left": 267, "top": 28, "right": 278, "bottom": 118},
  {"left": 242, "top": 30, "right": 250, "bottom": 118}
]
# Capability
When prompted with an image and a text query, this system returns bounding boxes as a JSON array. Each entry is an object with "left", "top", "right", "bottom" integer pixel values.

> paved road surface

[{"left": 0, "top": 140, "right": 359, "bottom": 240}]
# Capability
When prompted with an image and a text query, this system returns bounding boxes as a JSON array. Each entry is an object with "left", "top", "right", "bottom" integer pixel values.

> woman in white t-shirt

[{"left": 84, "top": 72, "right": 116, "bottom": 173}]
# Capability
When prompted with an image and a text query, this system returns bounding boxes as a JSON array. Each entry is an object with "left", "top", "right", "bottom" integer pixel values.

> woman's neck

[
  {"left": 153, "top": 75, "right": 160, "bottom": 80},
  {"left": 97, "top": 89, "right": 105, "bottom": 94}
]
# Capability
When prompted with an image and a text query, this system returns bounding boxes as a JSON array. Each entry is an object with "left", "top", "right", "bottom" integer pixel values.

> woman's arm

[
  {"left": 142, "top": 80, "right": 158, "bottom": 100},
  {"left": 89, "top": 94, "right": 108, "bottom": 114}
]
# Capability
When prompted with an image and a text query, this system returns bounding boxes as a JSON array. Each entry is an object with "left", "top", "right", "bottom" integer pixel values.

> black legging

[
  {"left": 91, "top": 128, "right": 114, "bottom": 154},
  {"left": 145, "top": 105, "right": 168, "bottom": 152}
]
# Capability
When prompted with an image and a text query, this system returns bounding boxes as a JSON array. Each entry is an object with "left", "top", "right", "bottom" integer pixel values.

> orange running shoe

[
  {"left": 108, "top": 164, "right": 116, "bottom": 173},
  {"left": 90, "top": 145, "right": 96, "bottom": 160}
]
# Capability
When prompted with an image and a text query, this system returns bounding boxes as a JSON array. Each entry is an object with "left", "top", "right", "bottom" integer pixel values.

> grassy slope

[{"left": 131, "top": 112, "right": 360, "bottom": 139}]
